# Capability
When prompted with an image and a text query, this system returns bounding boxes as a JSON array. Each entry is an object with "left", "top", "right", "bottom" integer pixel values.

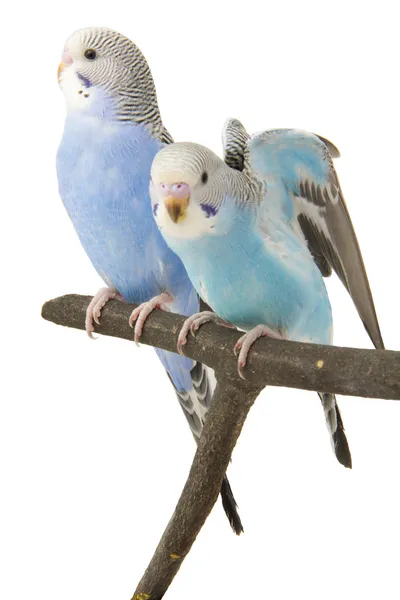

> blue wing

[{"left": 248, "top": 128, "right": 384, "bottom": 349}]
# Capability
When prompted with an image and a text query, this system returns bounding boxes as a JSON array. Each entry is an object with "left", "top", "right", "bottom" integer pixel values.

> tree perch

[
  {"left": 131, "top": 377, "right": 260, "bottom": 600},
  {"left": 42, "top": 294, "right": 400, "bottom": 400},
  {"left": 41, "top": 294, "right": 400, "bottom": 599}
]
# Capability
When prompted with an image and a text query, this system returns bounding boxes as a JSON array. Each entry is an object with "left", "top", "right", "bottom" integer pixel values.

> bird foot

[
  {"left": 86, "top": 287, "right": 123, "bottom": 338},
  {"left": 234, "top": 324, "right": 284, "bottom": 379},
  {"left": 177, "top": 311, "right": 233, "bottom": 356},
  {"left": 129, "top": 293, "right": 173, "bottom": 345}
]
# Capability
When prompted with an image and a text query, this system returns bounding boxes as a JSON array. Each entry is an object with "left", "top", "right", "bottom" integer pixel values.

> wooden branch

[
  {"left": 42, "top": 294, "right": 400, "bottom": 400},
  {"left": 131, "top": 376, "right": 261, "bottom": 600},
  {"left": 41, "top": 293, "right": 400, "bottom": 598}
]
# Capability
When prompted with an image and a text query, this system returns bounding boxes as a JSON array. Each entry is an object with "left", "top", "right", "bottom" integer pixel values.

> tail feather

[
  {"left": 221, "top": 475, "right": 244, "bottom": 535},
  {"left": 319, "top": 392, "right": 352, "bottom": 469}
]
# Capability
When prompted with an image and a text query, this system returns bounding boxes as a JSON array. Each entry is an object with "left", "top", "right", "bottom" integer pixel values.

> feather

[{"left": 248, "top": 128, "right": 384, "bottom": 349}]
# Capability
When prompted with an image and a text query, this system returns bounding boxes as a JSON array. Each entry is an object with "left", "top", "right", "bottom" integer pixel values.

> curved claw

[
  {"left": 85, "top": 287, "right": 121, "bottom": 338},
  {"left": 233, "top": 340, "right": 242, "bottom": 358},
  {"left": 177, "top": 311, "right": 232, "bottom": 356},
  {"left": 233, "top": 325, "right": 284, "bottom": 379},
  {"left": 129, "top": 293, "right": 172, "bottom": 346}
]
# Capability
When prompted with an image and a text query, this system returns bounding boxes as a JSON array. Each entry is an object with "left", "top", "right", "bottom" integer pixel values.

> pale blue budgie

[
  {"left": 148, "top": 121, "right": 385, "bottom": 469},
  {"left": 56, "top": 27, "right": 243, "bottom": 533}
]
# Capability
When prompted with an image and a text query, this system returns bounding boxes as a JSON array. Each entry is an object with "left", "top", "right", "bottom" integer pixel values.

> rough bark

[{"left": 131, "top": 377, "right": 260, "bottom": 600}]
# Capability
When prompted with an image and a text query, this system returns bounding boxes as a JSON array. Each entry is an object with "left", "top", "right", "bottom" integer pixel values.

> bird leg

[
  {"left": 86, "top": 287, "right": 124, "bottom": 338},
  {"left": 129, "top": 292, "right": 173, "bottom": 345},
  {"left": 177, "top": 311, "right": 234, "bottom": 356},
  {"left": 234, "top": 324, "right": 285, "bottom": 379}
]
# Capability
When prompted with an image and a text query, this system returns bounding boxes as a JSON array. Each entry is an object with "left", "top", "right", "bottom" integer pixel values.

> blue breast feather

[
  {"left": 164, "top": 201, "right": 332, "bottom": 345},
  {"left": 57, "top": 115, "right": 197, "bottom": 391}
]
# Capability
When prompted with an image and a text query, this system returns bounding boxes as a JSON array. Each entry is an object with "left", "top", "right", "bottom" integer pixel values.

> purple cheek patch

[
  {"left": 200, "top": 204, "right": 218, "bottom": 218},
  {"left": 77, "top": 73, "right": 93, "bottom": 88},
  {"left": 153, "top": 203, "right": 159, "bottom": 217}
]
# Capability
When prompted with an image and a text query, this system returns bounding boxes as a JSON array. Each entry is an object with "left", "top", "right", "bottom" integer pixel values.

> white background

[{"left": 1, "top": 1, "right": 399, "bottom": 598}]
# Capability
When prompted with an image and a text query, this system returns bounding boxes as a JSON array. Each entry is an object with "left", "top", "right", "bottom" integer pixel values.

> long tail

[{"left": 319, "top": 392, "right": 352, "bottom": 468}]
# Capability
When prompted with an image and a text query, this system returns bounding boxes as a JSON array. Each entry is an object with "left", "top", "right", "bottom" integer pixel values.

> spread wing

[
  {"left": 247, "top": 128, "right": 384, "bottom": 349},
  {"left": 222, "top": 118, "right": 250, "bottom": 171},
  {"left": 222, "top": 118, "right": 341, "bottom": 168}
]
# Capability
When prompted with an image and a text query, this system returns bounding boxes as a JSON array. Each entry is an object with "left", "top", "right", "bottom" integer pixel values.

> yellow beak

[
  {"left": 164, "top": 196, "right": 189, "bottom": 223},
  {"left": 57, "top": 61, "right": 66, "bottom": 82}
]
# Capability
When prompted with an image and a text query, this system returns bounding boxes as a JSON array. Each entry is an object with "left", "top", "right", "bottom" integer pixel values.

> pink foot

[
  {"left": 234, "top": 324, "right": 284, "bottom": 379},
  {"left": 129, "top": 293, "right": 173, "bottom": 345},
  {"left": 85, "top": 287, "right": 123, "bottom": 338},
  {"left": 177, "top": 311, "right": 233, "bottom": 356}
]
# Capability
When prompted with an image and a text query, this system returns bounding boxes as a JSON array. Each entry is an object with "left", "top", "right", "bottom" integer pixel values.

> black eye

[
  {"left": 84, "top": 49, "right": 97, "bottom": 60},
  {"left": 201, "top": 171, "right": 208, "bottom": 184}
]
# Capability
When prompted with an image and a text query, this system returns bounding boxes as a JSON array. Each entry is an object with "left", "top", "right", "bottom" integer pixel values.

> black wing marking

[
  {"left": 222, "top": 118, "right": 250, "bottom": 171},
  {"left": 293, "top": 142, "right": 384, "bottom": 349},
  {"left": 247, "top": 128, "right": 384, "bottom": 349}
]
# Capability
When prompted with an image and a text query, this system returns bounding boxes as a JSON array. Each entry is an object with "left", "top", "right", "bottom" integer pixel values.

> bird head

[
  {"left": 58, "top": 27, "right": 159, "bottom": 123},
  {"left": 150, "top": 142, "right": 235, "bottom": 241}
]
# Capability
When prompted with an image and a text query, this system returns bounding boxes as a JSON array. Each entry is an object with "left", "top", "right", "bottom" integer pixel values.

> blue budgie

[
  {"left": 56, "top": 27, "right": 243, "bottom": 534},
  {"left": 148, "top": 121, "right": 384, "bottom": 469}
]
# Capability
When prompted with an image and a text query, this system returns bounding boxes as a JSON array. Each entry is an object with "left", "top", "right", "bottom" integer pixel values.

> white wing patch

[{"left": 293, "top": 195, "right": 332, "bottom": 241}]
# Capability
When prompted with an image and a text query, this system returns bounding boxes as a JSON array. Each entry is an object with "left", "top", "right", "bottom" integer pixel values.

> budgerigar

[
  {"left": 56, "top": 27, "right": 243, "bottom": 533},
  {"left": 148, "top": 122, "right": 384, "bottom": 469}
]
